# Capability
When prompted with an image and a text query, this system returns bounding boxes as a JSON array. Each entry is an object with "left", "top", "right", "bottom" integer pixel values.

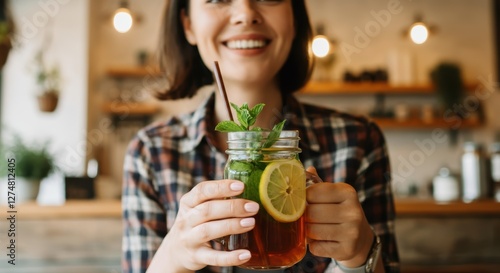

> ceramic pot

[
  {"left": 17, "top": 178, "right": 41, "bottom": 202},
  {"left": 37, "top": 92, "right": 59, "bottom": 112}
]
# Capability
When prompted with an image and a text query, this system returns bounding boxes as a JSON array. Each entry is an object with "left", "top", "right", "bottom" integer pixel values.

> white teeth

[{"left": 226, "top": 40, "right": 266, "bottom": 49}]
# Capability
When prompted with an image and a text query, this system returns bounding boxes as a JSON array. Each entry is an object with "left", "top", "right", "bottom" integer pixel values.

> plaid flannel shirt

[{"left": 122, "top": 91, "right": 400, "bottom": 273}]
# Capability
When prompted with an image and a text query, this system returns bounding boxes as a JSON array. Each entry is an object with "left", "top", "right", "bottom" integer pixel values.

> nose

[{"left": 230, "top": 1, "right": 263, "bottom": 26}]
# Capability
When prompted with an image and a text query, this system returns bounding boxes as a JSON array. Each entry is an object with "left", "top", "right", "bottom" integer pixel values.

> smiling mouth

[{"left": 224, "top": 39, "right": 270, "bottom": 50}]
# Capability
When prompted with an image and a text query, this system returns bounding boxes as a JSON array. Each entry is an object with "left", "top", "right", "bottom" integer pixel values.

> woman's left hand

[{"left": 305, "top": 167, "right": 375, "bottom": 268}]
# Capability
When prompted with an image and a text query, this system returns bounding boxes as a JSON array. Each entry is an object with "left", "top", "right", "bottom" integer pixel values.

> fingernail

[
  {"left": 240, "top": 218, "right": 255, "bottom": 227},
  {"left": 239, "top": 252, "right": 251, "bottom": 261},
  {"left": 230, "top": 182, "right": 244, "bottom": 191},
  {"left": 244, "top": 202, "right": 259, "bottom": 213}
]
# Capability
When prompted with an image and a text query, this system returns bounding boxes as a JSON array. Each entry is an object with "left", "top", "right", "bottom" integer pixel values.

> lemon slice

[{"left": 259, "top": 159, "right": 306, "bottom": 223}]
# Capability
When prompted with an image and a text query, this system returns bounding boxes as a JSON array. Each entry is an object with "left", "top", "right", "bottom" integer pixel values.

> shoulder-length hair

[{"left": 156, "top": 0, "right": 313, "bottom": 100}]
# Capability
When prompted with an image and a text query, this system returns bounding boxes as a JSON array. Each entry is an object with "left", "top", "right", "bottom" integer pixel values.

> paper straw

[{"left": 213, "top": 61, "right": 234, "bottom": 122}]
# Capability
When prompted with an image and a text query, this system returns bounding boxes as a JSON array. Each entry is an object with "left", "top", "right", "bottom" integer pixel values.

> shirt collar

[
  {"left": 177, "top": 92, "right": 216, "bottom": 153},
  {"left": 282, "top": 95, "right": 321, "bottom": 153}
]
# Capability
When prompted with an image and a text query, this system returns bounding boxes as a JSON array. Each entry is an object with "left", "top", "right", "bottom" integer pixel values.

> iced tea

[{"left": 224, "top": 131, "right": 307, "bottom": 269}]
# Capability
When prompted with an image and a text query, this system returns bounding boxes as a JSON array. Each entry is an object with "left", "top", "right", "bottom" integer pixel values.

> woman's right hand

[{"left": 148, "top": 180, "right": 259, "bottom": 273}]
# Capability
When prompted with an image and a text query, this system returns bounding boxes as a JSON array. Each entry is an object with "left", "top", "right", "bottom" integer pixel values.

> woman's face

[{"left": 182, "top": 0, "right": 295, "bottom": 87}]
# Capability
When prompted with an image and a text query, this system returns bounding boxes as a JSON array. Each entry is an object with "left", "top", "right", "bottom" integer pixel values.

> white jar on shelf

[
  {"left": 490, "top": 142, "right": 500, "bottom": 201},
  {"left": 433, "top": 167, "right": 459, "bottom": 202},
  {"left": 461, "top": 142, "right": 488, "bottom": 201}
]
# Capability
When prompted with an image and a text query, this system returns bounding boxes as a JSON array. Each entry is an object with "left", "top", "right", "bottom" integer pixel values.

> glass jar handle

[{"left": 306, "top": 171, "right": 323, "bottom": 187}]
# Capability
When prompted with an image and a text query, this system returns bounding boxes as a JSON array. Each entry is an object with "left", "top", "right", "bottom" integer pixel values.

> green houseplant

[
  {"left": 431, "top": 63, "right": 465, "bottom": 111},
  {"left": 34, "top": 50, "right": 61, "bottom": 112},
  {"left": 1, "top": 137, "right": 57, "bottom": 202},
  {"left": 430, "top": 62, "right": 467, "bottom": 145}
]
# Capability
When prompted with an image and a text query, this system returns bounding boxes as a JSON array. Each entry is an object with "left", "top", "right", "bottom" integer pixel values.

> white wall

[{"left": 1, "top": 0, "right": 89, "bottom": 204}]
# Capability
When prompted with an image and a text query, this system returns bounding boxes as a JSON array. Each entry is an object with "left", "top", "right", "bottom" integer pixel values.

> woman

[{"left": 122, "top": 1, "right": 399, "bottom": 273}]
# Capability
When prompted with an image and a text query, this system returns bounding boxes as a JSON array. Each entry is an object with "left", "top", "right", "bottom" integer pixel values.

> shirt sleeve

[
  {"left": 122, "top": 134, "right": 167, "bottom": 273},
  {"left": 353, "top": 121, "right": 400, "bottom": 273}
]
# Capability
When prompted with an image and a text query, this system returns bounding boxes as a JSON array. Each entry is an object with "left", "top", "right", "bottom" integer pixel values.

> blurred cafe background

[{"left": 0, "top": 0, "right": 499, "bottom": 272}]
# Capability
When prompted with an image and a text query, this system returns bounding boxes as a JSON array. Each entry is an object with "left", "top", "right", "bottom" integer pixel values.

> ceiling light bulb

[
  {"left": 410, "top": 22, "right": 429, "bottom": 44},
  {"left": 113, "top": 8, "right": 133, "bottom": 33},
  {"left": 312, "top": 35, "right": 330, "bottom": 58}
]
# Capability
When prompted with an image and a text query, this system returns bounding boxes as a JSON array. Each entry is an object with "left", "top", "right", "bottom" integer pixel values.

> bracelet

[{"left": 335, "top": 227, "right": 381, "bottom": 273}]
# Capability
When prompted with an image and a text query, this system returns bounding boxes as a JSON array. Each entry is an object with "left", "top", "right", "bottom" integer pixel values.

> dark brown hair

[{"left": 156, "top": 0, "right": 313, "bottom": 100}]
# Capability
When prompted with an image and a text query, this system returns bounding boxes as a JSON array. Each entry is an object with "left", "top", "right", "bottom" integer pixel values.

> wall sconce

[
  {"left": 403, "top": 15, "right": 437, "bottom": 45},
  {"left": 311, "top": 24, "right": 336, "bottom": 81},
  {"left": 113, "top": 0, "right": 133, "bottom": 33},
  {"left": 410, "top": 22, "right": 428, "bottom": 44},
  {"left": 312, "top": 24, "right": 335, "bottom": 58}
]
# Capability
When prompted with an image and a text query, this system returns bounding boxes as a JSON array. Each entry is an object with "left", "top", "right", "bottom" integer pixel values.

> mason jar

[{"left": 224, "top": 130, "right": 307, "bottom": 270}]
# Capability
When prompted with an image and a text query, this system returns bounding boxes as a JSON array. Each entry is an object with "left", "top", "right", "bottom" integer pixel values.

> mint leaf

[
  {"left": 229, "top": 161, "right": 254, "bottom": 173},
  {"left": 250, "top": 103, "right": 265, "bottom": 117},
  {"left": 231, "top": 103, "right": 251, "bottom": 130},
  {"left": 248, "top": 103, "right": 265, "bottom": 127},
  {"left": 225, "top": 160, "right": 263, "bottom": 204},
  {"left": 244, "top": 168, "right": 263, "bottom": 204},
  {"left": 230, "top": 102, "right": 240, "bottom": 112},
  {"left": 215, "top": 121, "right": 244, "bottom": 132},
  {"left": 263, "top": 119, "right": 286, "bottom": 148},
  {"left": 238, "top": 107, "right": 251, "bottom": 130},
  {"left": 230, "top": 102, "right": 242, "bottom": 119}
]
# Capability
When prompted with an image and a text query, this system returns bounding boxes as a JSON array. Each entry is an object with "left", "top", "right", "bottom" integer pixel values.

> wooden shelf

[
  {"left": 107, "top": 66, "right": 161, "bottom": 78},
  {"left": 0, "top": 200, "right": 121, "bottom": 219},
  {"left": 101, "top": 101, "right": 160, "bottom": 115},
  {"left": 395, "top": 199, "right": 500, "bottom": 216},
  {"left": 301, "top": 81, "right": 478, "bottom": 95},
  {"left": 371, "top": 117, "right": 482, "bottom": 130},
  {"left": 401, "top": 264, "right": 500, "bottom": 273},
  {"left": 300, "top": 81, "right": 484, "bottom": 129}
]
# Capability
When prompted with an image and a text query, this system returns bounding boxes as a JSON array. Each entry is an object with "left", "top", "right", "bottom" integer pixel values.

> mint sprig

[
  {"left": 263, "top": 120, "right": 286, "bottom": 148},
  {"left": 215, "top": 103, "right": 286, "bottom": 148}
]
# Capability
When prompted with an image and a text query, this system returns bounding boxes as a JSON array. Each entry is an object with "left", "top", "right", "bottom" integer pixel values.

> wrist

[
  {"left": 148, "top": 236, "right": 193, "bottom": 273},
  {"left": 336, "top": 226, "right": 381, "bottom": 273},
  {"left": 338, "top": 227, "right": 375, "bottom": 268}
]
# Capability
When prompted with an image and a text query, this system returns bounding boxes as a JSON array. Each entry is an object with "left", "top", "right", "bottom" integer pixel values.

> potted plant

[
  {"left": 0, "top": 137, "right": 57, "bottom": 202},
  {"left": 431, "top": 63, "right": 466, "bottom": 111},
  {"left": 0, "top": 0, "right": 15, "bottom": 69},
  {"left": 430, "top": 62, "right": 469, "bottom": 145},
  {"left": 34, "top": 50, "right": 61, "bottom": 112}
]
